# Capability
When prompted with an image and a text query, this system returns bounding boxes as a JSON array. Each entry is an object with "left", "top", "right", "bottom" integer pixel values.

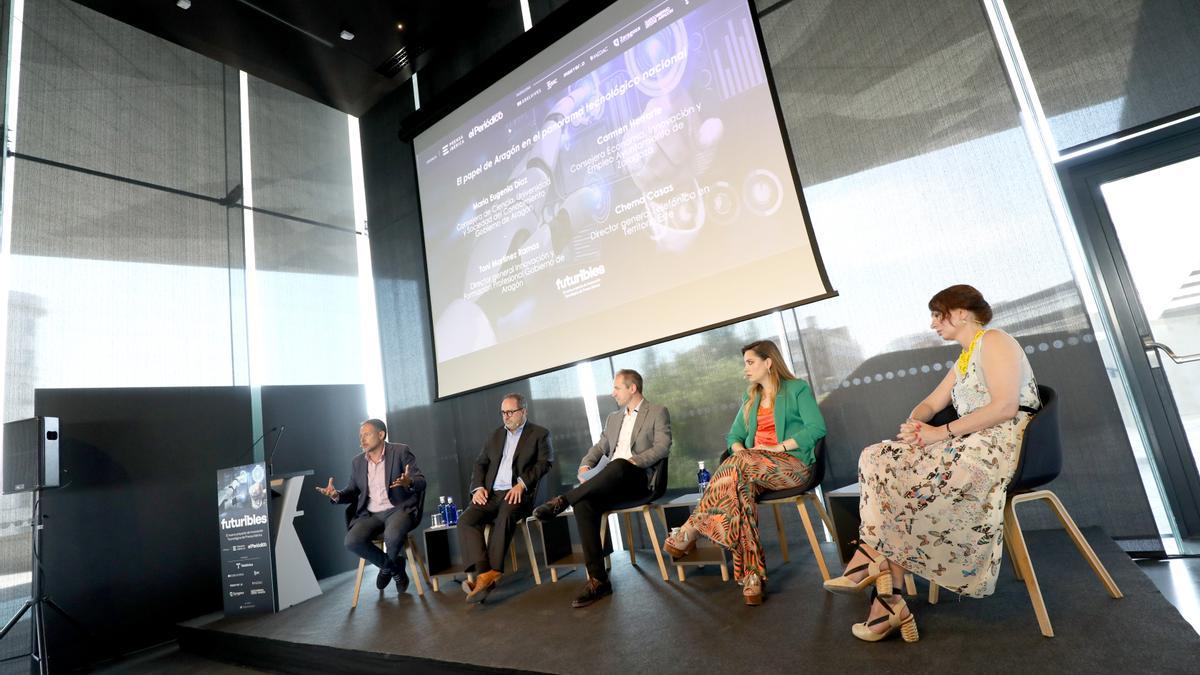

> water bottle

[
  {"left": 446, "top": 497, "right": 458, "bottom": 525},
  {"left": 697, "top": 461, "right": 711, "bottom": 497},
  {"left": 438, "top": 496, "right": 448, "bottom": 525}
]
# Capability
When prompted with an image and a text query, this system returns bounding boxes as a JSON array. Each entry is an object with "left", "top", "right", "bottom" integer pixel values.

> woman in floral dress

[
  {"left": 663, "top": 339, "right": 826, "bottom": 605},
  {"left": 824, "top": 284, "right": 1040, "bottom": 643}
]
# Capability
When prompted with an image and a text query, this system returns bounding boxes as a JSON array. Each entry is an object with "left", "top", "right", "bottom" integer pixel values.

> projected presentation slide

[{"left": 415, "top": 0, "right": 831, "bottom": 397}]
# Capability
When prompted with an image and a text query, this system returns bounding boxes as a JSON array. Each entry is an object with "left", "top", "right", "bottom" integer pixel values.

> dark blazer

[
  {"left": 335, "top": 442, "right": 426, "bottom": 527},
  {"left": 469, "top": 422, "right": 553, "bottom": 497},
  {"left": 579, "top": 400, "right": 671, "bottom": 489}
]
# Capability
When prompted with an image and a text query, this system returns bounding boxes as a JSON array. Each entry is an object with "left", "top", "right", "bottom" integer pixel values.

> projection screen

[{"left": 414, "top": 0, "right": 833, "bottom": 398}]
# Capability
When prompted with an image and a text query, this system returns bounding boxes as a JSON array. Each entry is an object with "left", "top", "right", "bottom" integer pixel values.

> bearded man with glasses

[{"left": 458, "top": 392, "right": 554, "bottom": 603}]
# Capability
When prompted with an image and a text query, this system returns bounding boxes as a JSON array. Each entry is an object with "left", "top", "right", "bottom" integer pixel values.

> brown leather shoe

[
  {"left": 464, "top": 569, "right": 502, "bottom": 604},
  {"left": 743, "top": 573, "right": 765, "bottom": 606}
]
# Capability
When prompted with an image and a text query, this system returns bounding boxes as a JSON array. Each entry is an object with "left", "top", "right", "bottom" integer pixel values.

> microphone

[
  {"left": 244, "top": 426, "right": 279, "bottom": 462},
  {"left": 266, "top": 425, "right": 287, "bottom": 476}
]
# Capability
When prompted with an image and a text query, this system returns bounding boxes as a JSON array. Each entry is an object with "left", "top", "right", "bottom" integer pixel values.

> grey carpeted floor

[{"left": 182, "top": 527, "right": 1199, "bottom": 674}]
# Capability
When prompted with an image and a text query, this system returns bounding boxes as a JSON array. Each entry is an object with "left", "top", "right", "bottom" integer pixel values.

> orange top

[{"left": 754, "top": 404, "right": 778, "bottom": 447}]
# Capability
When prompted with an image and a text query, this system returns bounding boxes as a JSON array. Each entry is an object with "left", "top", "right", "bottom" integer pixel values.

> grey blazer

[{"left": 579, "top": 400, "right": 672, "bottom": 486}]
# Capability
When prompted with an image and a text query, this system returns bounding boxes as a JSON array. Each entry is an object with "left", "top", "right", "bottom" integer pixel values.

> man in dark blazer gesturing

[
  {"left": 459, "top": 392, "right": 553, "bottom": 602},
  {"left": 533, "top": 369, "right": 671, "bottom": 607},
  {"left": 317, "top": 419, "right": 425, "bottom": 594}
]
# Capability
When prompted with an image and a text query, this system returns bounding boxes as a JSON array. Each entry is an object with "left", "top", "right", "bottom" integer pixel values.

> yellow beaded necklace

[{"left": 956, "top": 329, "right": 986, "bottom": 375}]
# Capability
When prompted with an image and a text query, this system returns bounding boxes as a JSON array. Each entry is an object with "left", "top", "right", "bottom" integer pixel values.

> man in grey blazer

[{"left": 533, "top": 369, "right": 671, "bottom": 607}]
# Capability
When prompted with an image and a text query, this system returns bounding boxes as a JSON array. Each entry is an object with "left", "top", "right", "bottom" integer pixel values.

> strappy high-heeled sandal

[
  {"left": 851, "top": 587, "right": 919, "bottom": 643},
  {"left": 742, "top": 573, "right": 765, "bottom": 606},
  {"left": 823, "top": 543, "right": 885, "bottom": 595},
  {"left": 663, "top": 525, "right": 697, "bottom": 559}
]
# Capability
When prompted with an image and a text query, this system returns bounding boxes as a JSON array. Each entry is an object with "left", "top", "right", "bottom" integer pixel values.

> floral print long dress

[{"left": 857, "top": 330, "right": 1040, "bottom": 598}]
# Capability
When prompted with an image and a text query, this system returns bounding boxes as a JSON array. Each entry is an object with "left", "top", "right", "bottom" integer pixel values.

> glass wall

[
  {"left": 762, "top": 0, "right": 1159, "bottom": 542},
  {"left": 1007, "top": 0, "right": 1200, "bottom": 151},
  {"left": 247, "top": 76, "right": 364, "bottom": 386},
  {"left": 609, "top": 316, "right": 780, "bottom": 491},
  {"left": 0, "top": 0, "right": 378, "bottom": 655}
]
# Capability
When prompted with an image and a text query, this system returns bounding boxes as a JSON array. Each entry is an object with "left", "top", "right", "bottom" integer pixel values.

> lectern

[{"left": 269, "top": 470, "right": 322, "bottom": 610}]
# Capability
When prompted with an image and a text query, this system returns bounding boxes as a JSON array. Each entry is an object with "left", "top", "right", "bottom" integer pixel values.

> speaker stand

[{"left": 0, "top": 485, "right": 83, "bottom": 675}]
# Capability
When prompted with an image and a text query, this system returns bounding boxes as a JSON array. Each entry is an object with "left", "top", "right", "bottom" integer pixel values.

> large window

[{"left": 0, "top": 0, "right": 381, "bottom": 650}]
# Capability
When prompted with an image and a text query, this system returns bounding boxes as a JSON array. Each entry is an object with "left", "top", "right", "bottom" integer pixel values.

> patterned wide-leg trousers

[{"left": 687, "top": 449, "right": 811, "bottom": 581}]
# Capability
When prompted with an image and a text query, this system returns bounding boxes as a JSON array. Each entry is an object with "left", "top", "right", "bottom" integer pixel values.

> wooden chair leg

[
  {"left": 1005, "top": 500, "right": 1054, "bottom": 637},
  {"left": 795, "top": 497, "right": 830, "bottom": 581},
  {"left": 928, "top": 582, "right": 939, "bottom": 604},
  {"left": 623, "top": 512, "right": 637, "bottom": 566},
  {"left": 1040, "top": 491, "right": 1123, "bottom": 599},
  {"left": 522, "top": 522, "right": 542, "bottom": 585},
  {"left": 1005, "top": 527, "right": 1024, "bottom": 581},
  {"left": 904, "top": 572, "right": 917, "bottom": 597},
  {"left": 550, "top": 568, "right": 559, "bottom": 583},
  {"left": 431, "top": 576, "right": 440, "bottom": 592},
  {"left": 510, "top": 542, "right": 519, "bottom": 571},
  {"left": 677, "top": 564, "right": 687, "bottom": 581},
  {"left": 655, "top": 506, "right": 686, "bottom": 582},
  {"left": 642, "top": 508, "right": 669, "bottom": 581},
  {"left": 351, "top": 557, "right": 366, "bottom": 608},
  {"left": 405, "top": 537, "right": 426, "bottom": 597},
  {"left": 812, "top": 493, "right": 836, "bottom": 536},
  {"left": 771, "top": 503, "right": 790, "bottom": 563},
  {"left": 415, "top": 543, "right": 433, "bottom": 590},
  {"left": 598, "top": 516, "right": 615, "bottom": 571}
]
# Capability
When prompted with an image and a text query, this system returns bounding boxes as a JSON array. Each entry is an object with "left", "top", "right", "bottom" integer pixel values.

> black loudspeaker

[{"left": 2, "top": 416, "right": 60, "bottom": 494}]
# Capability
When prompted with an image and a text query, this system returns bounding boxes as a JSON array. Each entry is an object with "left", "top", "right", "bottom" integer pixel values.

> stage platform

[{"left": 179, "top": 528, "right": 1198, "bottom": 674}]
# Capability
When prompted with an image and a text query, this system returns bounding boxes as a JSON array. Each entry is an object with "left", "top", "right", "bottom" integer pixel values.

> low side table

[
  {"left": 658, "top": 493, "right": 729, "bottom": 582},
  {"left": 532, "top": 507, "right": 612, "bottom": 582},
  {"left": 825, "top": 482, "right": 919, "bottom": 596},
  {"left": 423, "top": 524, "right": 472, "bottom": 592},
  {"left": 825, "top": 482, "right": 861, "bottom": 565}
]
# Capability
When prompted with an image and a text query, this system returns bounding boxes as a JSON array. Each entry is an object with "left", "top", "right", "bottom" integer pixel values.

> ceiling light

[
  {"left": 396, "top": 22, "right": 404, "bottom": 31},
  {"left": 339, "top": 29, "right": 355, "bottom": 41},
  {"left": 176, "top": 0, "right": 191, "bottom": 9}
]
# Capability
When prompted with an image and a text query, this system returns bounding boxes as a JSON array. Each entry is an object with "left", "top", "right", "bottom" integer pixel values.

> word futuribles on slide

[
  {"left": 555, "top": 265, "right": 606, "bottom": 291},
  {"left": 221, "top": 513, "right": 268, "bottom": 530}
]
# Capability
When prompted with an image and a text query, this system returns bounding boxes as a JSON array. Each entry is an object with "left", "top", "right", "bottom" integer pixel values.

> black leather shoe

[
  {"left": 393, "top": 564, "right": 410, "bottom": 593},
  {"left": 571, "top": 578, "right": 612, "bottom": 608},
  {"left": 375, "top": 566, "right": 394, "bottom": 590},
  {"left": 534, "top": 496, "right": 568, "bottom": 522}
]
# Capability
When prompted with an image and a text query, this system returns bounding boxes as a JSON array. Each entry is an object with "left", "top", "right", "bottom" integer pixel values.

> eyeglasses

[{"left": 500, "top": 409, "right": 524, "bottom": 417}]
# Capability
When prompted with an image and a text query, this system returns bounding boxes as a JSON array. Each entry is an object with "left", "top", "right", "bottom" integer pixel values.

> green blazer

[{"left": 726, "top": 378, "right": 826, "bottom": 467}]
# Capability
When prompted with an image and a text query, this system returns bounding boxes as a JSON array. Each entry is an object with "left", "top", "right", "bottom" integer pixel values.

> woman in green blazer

[{"left": 664, "top": 339, "right": 826, "bottom": 604}]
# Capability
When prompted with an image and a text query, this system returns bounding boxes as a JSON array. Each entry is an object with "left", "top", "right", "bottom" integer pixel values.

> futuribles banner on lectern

[
  {"left": 414, "top": 0, "right": 833, "bottom": 398},
  {"left": 217, "top": 462, "right": 275, "bottom": 615}
]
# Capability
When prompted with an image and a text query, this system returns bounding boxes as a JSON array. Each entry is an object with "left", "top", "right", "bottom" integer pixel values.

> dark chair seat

[
  {"left": 606, "top": 457, "right": 670, "bottom": 512},
  {"left": 598, "top": 458, "right": 671, "bottom": 581},
  {"left": 758, "top": 485, "right": 809, "bottom": 502}
]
